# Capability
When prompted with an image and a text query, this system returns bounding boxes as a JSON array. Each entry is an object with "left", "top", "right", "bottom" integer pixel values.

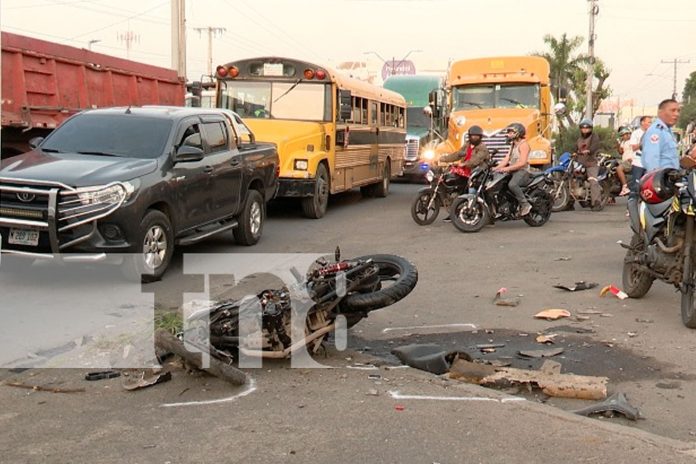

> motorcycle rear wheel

[
  {"left": 680, "top": 289, "right": 696, "bottom": 329},
  {"left": 340, "top": 254, "right": 418, "bottom": 313},
  {"left": 411, "top": 190, "right": 441, "bottom": 225},
  {"left": 622, "top": 234, "right": 654, "bottom": 298},
  {"left": 450, "top": 196, "right": 489, "bottom": 233},
  {"left": 523, "top": 190, "right": 553, "bottom": 227}
]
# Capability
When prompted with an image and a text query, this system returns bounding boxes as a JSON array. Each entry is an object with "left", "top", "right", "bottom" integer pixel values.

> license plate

[{"left": 9, "top": 228, "right": 40, "bottom": 246}]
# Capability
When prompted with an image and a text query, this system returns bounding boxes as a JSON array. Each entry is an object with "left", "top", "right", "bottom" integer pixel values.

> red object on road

[
  {"left": 1, "top": 31, "right": 185, "bottom": 156},
  {"left": 395, "top": 404, "right": 405, "bottom": 411}
]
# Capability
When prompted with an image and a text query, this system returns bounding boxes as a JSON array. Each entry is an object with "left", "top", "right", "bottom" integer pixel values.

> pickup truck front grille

[{"left": 0, "top": 178, "right": 126, "bottom": 255}]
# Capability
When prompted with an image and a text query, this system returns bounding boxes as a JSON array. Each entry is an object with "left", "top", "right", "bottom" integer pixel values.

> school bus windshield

[
  {"left": 219, "top": 81, "right": 332, "bottom": 121},
  {"left": 452, "top": 83, "right": 539, "bottom": 111}
]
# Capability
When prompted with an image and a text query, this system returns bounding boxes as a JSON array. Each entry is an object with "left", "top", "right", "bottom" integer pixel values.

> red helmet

[{"left": 639, "top": 168, "right": 678, "bottom": 204}]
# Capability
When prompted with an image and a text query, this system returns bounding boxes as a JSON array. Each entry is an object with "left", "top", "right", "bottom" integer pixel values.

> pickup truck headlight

[
  {"left": 77, "top": 182, "right": 135, "bottom": 206},
  {"left": 294, "top": 159, "right": 308, "bottom": 171},
  {"left": 529, "top": 150, "right": 548, "bottom": 160}
]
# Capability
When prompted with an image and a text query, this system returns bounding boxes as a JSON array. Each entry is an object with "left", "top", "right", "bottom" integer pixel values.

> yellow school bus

[
  {"left": 213, "top": 57, "right": 406, "bottom": 218},
  {"left": 436, "top": 56, "right": 553, "bottom": 167}
]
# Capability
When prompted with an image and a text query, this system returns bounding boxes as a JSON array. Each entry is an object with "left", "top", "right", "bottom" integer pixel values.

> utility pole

[
  {"left": 170, "top": 0, "right": 186, "bottom": 79},
  {"left": 585, "top": 0, "right": 599, "bottom": 121},
  {"left": 661, "top": 58, "right": 691, "bottom": 100},
  {"left": 194, "top": 27, "right": 226, "bottom": 77}
]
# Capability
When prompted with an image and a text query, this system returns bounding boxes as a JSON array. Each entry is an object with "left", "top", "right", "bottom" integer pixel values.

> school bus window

[
  {"left": 398, "top": 107, "right": 405, "bottom": 128},
  {"left": 370, "top": 101, "right": 378, "bottom": 125}
]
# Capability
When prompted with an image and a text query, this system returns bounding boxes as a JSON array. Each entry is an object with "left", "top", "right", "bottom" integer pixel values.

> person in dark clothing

[
  {"left": 439, "top": 125, "right": 491, "bottom": 190},
  {"left": 576, "top": 118, "right": 603, "bottom": 211}
]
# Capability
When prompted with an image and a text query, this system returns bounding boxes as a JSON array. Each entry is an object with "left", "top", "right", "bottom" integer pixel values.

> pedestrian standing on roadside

[
  {"left": 615, "top": 127, "right": 632, "bottom": 196},
  {"left": 628, "top": 115, "right": 653, "bottom": 199},
  {"left": 642, "top": 99, "right": 681, "bottom": 172}
]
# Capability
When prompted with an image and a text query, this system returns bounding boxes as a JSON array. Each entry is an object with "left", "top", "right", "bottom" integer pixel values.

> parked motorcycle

[
  {"left": 545, "top": 152, "right": 612, "bottom": 212},
  {"left": 621, "top": 167, "right": 696, "bottom": 328},
  {"left": 449, "top": 160, "right": 553, "bottom": 233},
  {"left": 411, "top": 166, "right": 468, "bottom": 225},
  {"left": 185, "top": 251, "right": 418, "bottom": 360}
]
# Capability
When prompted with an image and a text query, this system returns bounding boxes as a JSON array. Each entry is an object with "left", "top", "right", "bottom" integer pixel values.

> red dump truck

[{"left": 1, "top": 31, "right": 185, "bottom": 157}]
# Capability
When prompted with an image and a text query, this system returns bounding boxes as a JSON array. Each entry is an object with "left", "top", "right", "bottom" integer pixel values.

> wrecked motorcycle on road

[
  {"left": 622, "top": 167, "right": 696, "bottom": 328},
  {"left": 185, "top": 251, "right": 418, "bottom": 362}
]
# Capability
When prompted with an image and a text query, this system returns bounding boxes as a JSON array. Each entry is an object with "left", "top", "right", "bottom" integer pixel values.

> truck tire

[
  {"left": 121, "top": 210, "right": 174, "bottom": 283},
  {"left": 234, "top": 190, "right": 264, "bottom": 246},
  {"left": 340, "top": 254, "right": 418, "bottom": 313},
  {"left": 302, "top": 163, "right": 329, "bottom": 219}
]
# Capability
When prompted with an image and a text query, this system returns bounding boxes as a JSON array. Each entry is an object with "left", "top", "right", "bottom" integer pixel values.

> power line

[
  {"left": 68, "top": 1, "right": 169, "bottom": 40},
  {"left": 661, "top": 58, "right": 691, "bottom": 100}
]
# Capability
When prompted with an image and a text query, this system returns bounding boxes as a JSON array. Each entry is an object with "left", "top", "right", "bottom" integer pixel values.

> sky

[{"left": 2, "top": 0, "right": 695, "bottom": 110}]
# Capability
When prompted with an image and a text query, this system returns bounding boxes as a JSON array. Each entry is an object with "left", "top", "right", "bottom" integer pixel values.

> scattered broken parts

[{"left": 573, "top": 392, "right": 643, "bottom": 421}]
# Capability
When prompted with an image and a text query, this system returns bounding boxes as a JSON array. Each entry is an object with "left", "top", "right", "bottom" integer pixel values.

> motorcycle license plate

[{"left": 8, "top": 228, "right": 39, "bottom": 246}]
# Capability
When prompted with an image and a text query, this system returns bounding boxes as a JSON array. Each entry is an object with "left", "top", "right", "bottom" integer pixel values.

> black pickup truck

[{"left": 0, "top": 106, "right": 278, "bottom": 281}]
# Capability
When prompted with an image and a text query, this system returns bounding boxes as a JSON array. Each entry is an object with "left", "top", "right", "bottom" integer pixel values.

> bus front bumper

[{"left": 276, "top": 178, "right": 316, "bottom": 197}]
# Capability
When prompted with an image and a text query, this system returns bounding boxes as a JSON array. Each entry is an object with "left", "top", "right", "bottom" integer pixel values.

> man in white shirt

[{"left": 628, "top": 115, "right": 652, "bottom": 199}]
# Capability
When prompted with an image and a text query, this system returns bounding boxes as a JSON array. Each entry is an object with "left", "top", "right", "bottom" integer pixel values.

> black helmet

[
  {"left": 505, "top": 122, "right": 526, "bottom": 139},
  {"left": 468, "top": 125, "right": 484, "bottom": 137}
]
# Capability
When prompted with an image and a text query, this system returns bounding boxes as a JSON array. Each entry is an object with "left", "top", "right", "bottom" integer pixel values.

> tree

[
  {"left": 683, "top": 71, "right": 696, "bottom": 104},
  {"left": 533, "top": 33, "right": 613, "bottom": 125},
  {"left": 679, "top": 102, "right": 696, "bottom": 130}
]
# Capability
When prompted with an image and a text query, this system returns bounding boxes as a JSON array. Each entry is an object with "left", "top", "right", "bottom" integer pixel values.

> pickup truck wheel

[
  {"left": 121, "top": 210, "right": 173, "bottom": 283},
  {"left": 234, "top": 190, "right": 264, "bottom": 246},
  {"left": 302, "top": 163, "right": 329, "bottom": 219}
]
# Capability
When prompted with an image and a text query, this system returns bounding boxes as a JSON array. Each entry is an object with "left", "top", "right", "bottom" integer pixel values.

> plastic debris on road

[
  {"left": 493, "top": 287, "right": 521, "bottom": 307},
  {"left": 600, "top": 285, "right": 628, "bottom": 300},
  {"left": 534, "top": 309, "right": 572, "bottom": 320},
  {"left": 553, "top": 281, "right": 598, "bottom": 292}
]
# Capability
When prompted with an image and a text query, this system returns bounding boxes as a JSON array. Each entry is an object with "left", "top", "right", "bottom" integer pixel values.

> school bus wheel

[{"left": 301, "top": 163, "right": 330, "bottom": 219}]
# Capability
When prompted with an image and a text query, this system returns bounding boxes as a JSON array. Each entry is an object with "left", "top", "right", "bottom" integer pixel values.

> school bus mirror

[{"left": 339, "top": 89, "right": 352, "bottom": 121}]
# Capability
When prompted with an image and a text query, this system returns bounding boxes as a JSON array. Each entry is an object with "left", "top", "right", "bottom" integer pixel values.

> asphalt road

[{"left": 2, "top": 181, "right": 696, "bottom": 463}]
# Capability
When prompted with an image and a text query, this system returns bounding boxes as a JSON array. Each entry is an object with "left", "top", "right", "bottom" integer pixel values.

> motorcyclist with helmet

[
  {"left": 494, "top": 122, "right": 533, "bottom": 216},
  {"left": 576, "top": 118, "right": 603, "bottom": 211},
  {"left": 439, "top": 125, "right": 491, "bottom": 190}
]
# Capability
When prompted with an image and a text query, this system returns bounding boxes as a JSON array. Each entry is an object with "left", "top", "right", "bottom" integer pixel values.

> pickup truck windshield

[
  {"left": 220, "top": 81, "right": 331, "bottom": 121},
  {"left": 41, "top": 114, "right": 173, "bottom": 158},
  {"left": 453, "top": 84, "right": 539, "bottom": 111}
]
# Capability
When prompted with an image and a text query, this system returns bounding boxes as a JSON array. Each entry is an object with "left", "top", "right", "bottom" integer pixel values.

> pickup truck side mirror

[
  {"left": 175, "top": 145, "right": 204, "bottom": 162},
  {"left": 29, "top": 137, "right": 45, "bottom": 149}
]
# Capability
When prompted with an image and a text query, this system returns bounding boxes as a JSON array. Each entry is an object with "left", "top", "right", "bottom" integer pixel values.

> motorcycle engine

[{"left": 570, "top": 179, "right": 586, "bottom": 199}]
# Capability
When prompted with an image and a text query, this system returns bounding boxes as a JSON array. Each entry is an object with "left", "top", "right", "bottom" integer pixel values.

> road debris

[
  {"left": 518, "top": 347, "right": 565, "bottom": 358},
  {"left": 366, "top": 389, "right": 379, "bottom": 396},
  {"left": 493, "top": 287, "right": 521, "bottom": 307},
  {"left": 535, "top": 334, "right": 558, "bottom": 344},
  {"left": 3, "top": 382, "right": 85, "bottom": 394},
  {"left": 635, "top": 318, "right": 654, "bottom": 323},
  {"left": 534, "top": 309, "right": 571, "bottom": 320},
  {"left": 555, "top": 256, "right": 572, "bottom": 261},
  {"left": 391, "top": 343, "right": 455, "bottom": 375},
  {"left": 573, "top": 392, "right": 642, "bottom": 420},
  {"left": 600, "top": 285, "right": 628, "bottom": 300},
  {"left": 154, "top": 329, "right": 247, "bottom": 386},
  {"left": 578, "top": 309, "right": 603, "bottom": 315},
  {"left": 85, "top": 371, "right": 121, "bottom": 381},
  {"left": 448, "top": 358, "right": 607, "bottom": 400},
  {"left": 553, "top": 281, "right": 598, "bottom": 292},
  {"left": 123, "top": 371, "right": 172, "bottom": 391}
]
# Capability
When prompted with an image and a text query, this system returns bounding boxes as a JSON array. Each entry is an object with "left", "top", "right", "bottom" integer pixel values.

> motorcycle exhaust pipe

[
  {"left": 238, "top": 323, "right": 336, "bottom": 359},
  {"left": 656, "top": 236, "right": 684, "bottom": 254}
]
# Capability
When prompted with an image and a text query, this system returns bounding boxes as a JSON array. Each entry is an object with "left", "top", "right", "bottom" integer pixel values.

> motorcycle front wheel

[
  {"left": 410, "top": 190, "right": 441, "bottom": 225},
  {"left": 523, "top": 190, "right": 553, "bottom": 227},
  {"left": 550, "top": 173, "right": 571, "bottom": 212},
  {"left": 680, "top": 289, "right": 696, "bottom": 329},
  {"left": 340, "top": 254, "right": 418, "bottom": 313},
  {"left": 450, "top": 196, "right": 489, "bottom": 233},
  {"left": 622, "top": 234, "right": 654, "bottom": 298}
]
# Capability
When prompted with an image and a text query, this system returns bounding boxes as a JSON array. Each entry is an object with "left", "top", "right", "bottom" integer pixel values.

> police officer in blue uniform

[{"left": 642, "top": 98, "right": 681, "bottom": 171}]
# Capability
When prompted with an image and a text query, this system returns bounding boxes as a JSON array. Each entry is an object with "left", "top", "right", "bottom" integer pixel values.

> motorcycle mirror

[{"left": 553, "top": 103, "right": 567, "bottom": 116}]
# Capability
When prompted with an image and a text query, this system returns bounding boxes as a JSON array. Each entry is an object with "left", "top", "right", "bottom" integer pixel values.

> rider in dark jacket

[{"left": 439, "top": 125, "right": 491, "bottom": 189}]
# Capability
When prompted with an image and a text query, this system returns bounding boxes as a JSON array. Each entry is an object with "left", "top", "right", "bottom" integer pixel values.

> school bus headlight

[
  {"left": 455, "top": 116, "right": 466, "bottom": 127},
  {"left": 529, "top": 150, "right": 548, "bottom": 160},
  {"left": 422, "top": 149, "right": 435, "bottom": 160},
  {"left": 294, "top": 159, "right": 309, "bottom": 170}
]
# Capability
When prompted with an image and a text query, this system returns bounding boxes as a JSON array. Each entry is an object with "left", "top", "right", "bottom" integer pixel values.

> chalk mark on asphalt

[
  {"left": 389, "top": 390, "right": 525, "bottom": 403},
  {"left": 160, "top": 377, "right": 257, "bottom": 408},
  {"left": 382, "top": 323, "right": 478, "bottom": 333}
]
